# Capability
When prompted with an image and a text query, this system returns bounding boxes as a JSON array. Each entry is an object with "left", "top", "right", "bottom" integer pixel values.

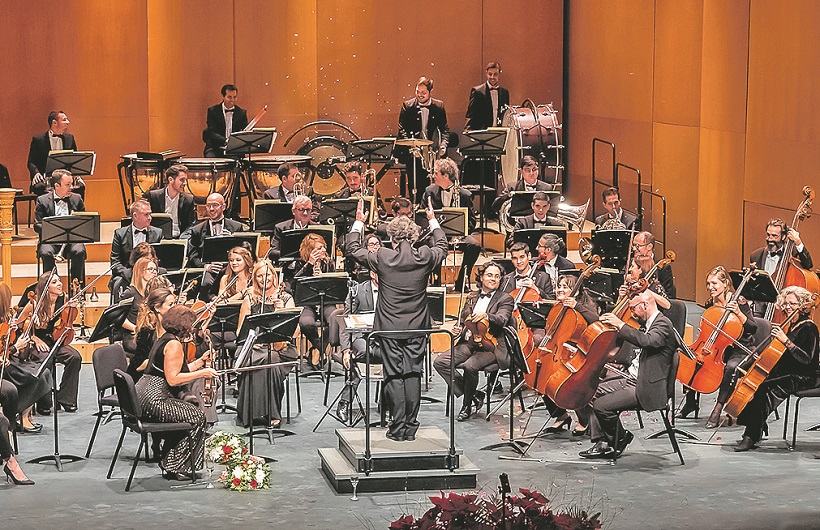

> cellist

[
  {"left": 501, "top": 242, "right": 553, "bottom": 346},
  {"left": 735, "top": 286, "right": 819, "bottom": 451},
  {"left": 750, "top": 218, "right": 812, "bottom": 317}
]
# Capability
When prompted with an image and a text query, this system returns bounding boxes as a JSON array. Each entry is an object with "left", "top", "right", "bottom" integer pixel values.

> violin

[{"left": 462, "top": 313, "right": 498, "bottom": 351}]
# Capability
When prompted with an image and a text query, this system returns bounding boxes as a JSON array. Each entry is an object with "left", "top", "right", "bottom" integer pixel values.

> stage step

[{"left": 336, "top": 426, "right": 463, "bottom": 473}]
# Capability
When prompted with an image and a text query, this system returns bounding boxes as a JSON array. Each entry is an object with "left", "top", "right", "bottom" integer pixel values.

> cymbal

[{"left": 395, "top": 138, "right": 433, "bottom": 147}]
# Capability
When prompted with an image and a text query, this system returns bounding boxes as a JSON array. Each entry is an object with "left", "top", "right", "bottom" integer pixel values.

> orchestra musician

[
  {"left": 632, "top": 231, "right": 676, "bottom": 299},
  {"left": 109, "top": 200, "right": 163, "bottom": 297},
  {"left": 28, "top": 110, "right": 83, "bottom": 197},
  {"left": 119, "top": 257, "right": 160, "bottom": 354},
  {"left": 17, "top": 273, "right": 82, "bottom": 414},
  {"left": 422, "top": 158, "right": 481, "bottom": 291},
  {"left": 493, "top": 156, "right": 556, "bottom": 214},
  {"left": 579, "top": 290, "right": 676, "bottom": 459},
  {"left": 262, "top": 162, "right": 314, "bottom": 202},
  {"left": 347, "top": 199, "right": 447, "bottom": 441},
  {"left": 398, "top": 76, "right": 450, "bottom": 200},
  {"left": 218, "top": 245, "right": 255, "bottom": 302},
  {"left": 267, "top": 195, "right": 314, "bottom": 263},
  {"left": 334, "top": 161, "right": 372, "bottom": 199},
  {"left": 235, "top": 259, "right": 299, "bottom": 428},
  {"left": 294, "top": 233, "right": 336, "bottom": 369},
  {"left": 621, "top": 257, "right": 671, "bottom": 310},
  {"left": 434, "top": 262, "right": 515, "bottom": 422},
  {"left": 535, "top": 233, "right": 576, "bottom": 298},
  {"left": 506, "top": 190, "right": 565, "bottom": 249},
  {"left": 465, "top": 61, "right": 510, "bottom": 131},
  {"left": 0, "top": 400, "right": 33, "bottom": 485},
  {"left": 143, "top": 164, "right": 197, "bottom": 239},
  {"left": 735, "top": 286, "right": 819, "bottom": 451},
  {"left": 34, "top": 169, "right": 86, "bottom": 286},
  {"left": 594, "top": 186, "right": 638, "bottom": 230},
  {"left": 501, "top": 243, "right": 553, "bottom": 341},
  {"left": 203, "top": 84, "right": 249, "bottom": 158},
  {"left": 127, "top": 284, "right": 175, "bottom": 384},
  {"left": 135, "top": 305, "right": 217, "bottom": 480}
]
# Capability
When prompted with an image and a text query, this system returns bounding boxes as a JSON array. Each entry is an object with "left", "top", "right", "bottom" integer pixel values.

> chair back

[
  {"left": 750, "top": 317, "right": 772, "bottom": 348},
  {"left": 93, "top": 344, "right": 128, "bottom": 393},
  {"left": 112, "top": 369, "right": 142, "bottom": 424},
  {"left": 665, "top": 299, "right": 687, "bottom": 337},
  {"left": 667, "top": 347, "right": 680, "bottom": 401}
]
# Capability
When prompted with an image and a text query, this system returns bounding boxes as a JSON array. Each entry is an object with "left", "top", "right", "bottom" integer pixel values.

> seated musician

[
  {"left": 267, "top": 195, "right": 314, "bottom": 263},
  {"left": 16, "top": 273, "right": 82, "bottom": 414},
  {"left": 120, "top": 257, "right": 159, "bottom": 353},
  {"left": 422, "top": 158, "right": 481, "bottom": 290},
  {"left": 203, "top": 84, "right": 249, "bottom": 158},
  {"left": 218, "top": 245, "right": 255, "bottom": 302},
  {"left": 594, "top": 186, "right": 638, "bottom": 230},
  {"left": 27, "top": 110, "right": 84, "bottom": 197},
  {"left": 135, "top": 305, "right": 216, "bottom": 480},
  {"left": 506, "top": 191, "right": 565, "bottom": 248},
  {"left": 294, "top": 233, "right": 337, "bottom": 369},
  {"left": 622, "top": 258, "right": 671, "bottom": 310},
  {"left": 143, "top": 164, "right": 197, "bottom": 238},
  {"left": 535, "top": 233, "right": 576, "bottom": 297},
  {"left": 236, "top": 259, "right": 299, "bottom": 428},
  {"left": 334, "top": 161, "right": 372, "bottom": 199},
  {"left": 579, "top": 290, "right": 676, "bottom": 459},
  {"left": 109, "top": 200, "right": 163, "bottom": 297},
  {"left": 34, "top": 169, "right": 86, "bottom": 286},
  {"left": 492, "top": 155, "right": 556, "bottom": 213},
  {"left": 735, "top": 286, "right": 819, "bottom": 451},
  {"left": 262, "top": 162, "right": 314, "bottom": 202},
  {"left": 127, "top": 283, "right": 175, "bottom": 384},
  {"left": 501, "top": 242, "right": 552, "bottom": 340},
  {"left": 632, "top": 231, "right": 676, "bottom": 298},
  {"left": 434, "top": 262, "right": 515, "bottom": 421},
  {"left": 749, "top": 218, "right": 813, "bottom": 317}
]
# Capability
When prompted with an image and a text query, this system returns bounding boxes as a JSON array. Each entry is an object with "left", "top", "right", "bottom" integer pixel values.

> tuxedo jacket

[
  {"left": 595, "top": 210, "right": 638, "bottom": 231},
  {"left": 202, "top": 104, "right": 250, "bottom": 153},
  {"left": 500, "top": 269, "right": 552, "bottom": 299},
  {"left": 340, "top": 279, "right": 377, "bottom": 351},
  {"left": 750, "top": 245, "right": 813, "bottom": 271},
  {"left": 143, "top": 188, "right": 198, "bottom": 236},
  {"left": 464, "top": 83, "right": 510, "bottom": 131},
  {"left": 492, "top": 179, "right": 555, "bottom": 211},
  {"left": 110, "top": 224, "right": 163, "bottom": 278},
  {"left": 184, "top": 218, "right": 247, "bottom": 268},
  {"left": 421, "top": 184, "right": 476, "bottom": 232},
  {"left": 263, "top": 184, "right": 315, "bottom": 202},
  {"left": 458, "top": 289, "right": 516, "bottom": 368},
  {"left": 398, "top": 98, "right": 450, "bottom": 151},
  {"left": 27, "top": 131, "right": 78, "bottom": 181},
  {"left": 34, "top": 192, "right": 85, "bottom": 235},
  {"left": 616, "top": 312, "right": 676, "bottom": 411},
  {"left": 507, "top": 214, "right": 566, "bottom": 253}
]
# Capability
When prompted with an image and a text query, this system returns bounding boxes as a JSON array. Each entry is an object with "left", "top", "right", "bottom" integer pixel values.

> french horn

[{"left": 556, "top": 198, "right": 590, "bottom": 231}]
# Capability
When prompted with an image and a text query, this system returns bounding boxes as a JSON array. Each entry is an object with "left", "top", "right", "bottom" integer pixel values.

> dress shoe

[
  {"left": 472, "top": 391, "right": 486, "bottom": 409},
  {"left": 733, "top": 436, "right": 758, "bottom": 452},
  {"left": 337, "top": 400, "right": 350, "bottom": 423},
  {"left": 492, "top": 383, "right": 504, "bottom": 395},
  {"left": 385, "top": 431, "right": 405, "bottom": 442},
  {"left": 579, "top": 441, "right": 615, "bottom": 459},
  {"left": 58, "top": 403, "right": 78, "bottom": 413},
  {"left": 405, "top": 434, "right": 416, "bottom": 442},
  {"left": 35, "top": 405, "right": 51, "bottom": 416},
  {"left": 456, "top": 406, "right": 474, "bottom": 422},
  {"left": 572, "top": 425, "right": 589, "bottom": 437},
  {"left": 614, "top": 430, "right": 635, "bottom": 457},
  {"left": 544, "top": 414, "right": 572, "bottom": 433},
  {"left": 21, "top": 423, "right": 43, "bottom": 434},
  {"left": 676, "top": 403, "right": 699, "bottom": 419},
  {"left": 4, "top": 465, "right": 34, "bottom": 486}
]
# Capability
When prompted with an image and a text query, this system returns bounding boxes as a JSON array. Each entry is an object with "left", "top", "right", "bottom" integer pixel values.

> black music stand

[
  {"left": 253, "top": 200, "right": 294, "bottom": 233},
  {"left": 226, "top": 128, "right": 277, "bottom": 219},
  {"left": 41, "top": 213, "right": 100, "bottom": 284},
  {"left": 414, "top": 208, "right": 469, "bottom": 240},
  {"left": 729, "top": 269, "right": 778, "bottom": 303},
  {"left": 28, "top": 327, "right": 85, "bottom": 471},
  {"left": 235, "top": 308, "right": 301, "bottom": 455},
  {"left": 319, "top": 198, "right": 373, "bottom": 241},
  {"left": 293, "top": 274, "right": 348, "bottom": 400},
  {"left": 208, "top": 302, "right": 242, "bottom": 414},
  {"left": 517, "top": 301, "right": 555, "bottom": 329},
  {"left": 202, "top": 233, "right": 260, "bottom": 264},
  {"left": 89, "top": 299, "right": 132, "bottom": 344},
  {"left": 278, "top": 227, "right": 335, "bottom": 262},
  {"left": 151, "top": 240, "right": 186, "bottom": 270},
  {"left": 591, "top": 229, "right": 634, "bottom": 272},
  {"left": 46, "top": 150, "right": 96, "bottom": 179},
  {"left": 461, "top": 129, "right": 508, "bottom": 246},
  {"left": 347, "top": 138, "right": 395, "bottom": 167},
  {"left": 509, "top": 190, "right": 561, "bottom": 218}
]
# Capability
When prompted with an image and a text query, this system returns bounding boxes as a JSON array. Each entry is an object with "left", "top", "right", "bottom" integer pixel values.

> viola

[
  {"left": 676, "top": 267, "right": 757, "bottom": 394},
  {"left": 462, "top": 313, "right": 498, "bottom": 351},
  {"left": 52, "top": 297, "right": 78, "bottom": 345}
]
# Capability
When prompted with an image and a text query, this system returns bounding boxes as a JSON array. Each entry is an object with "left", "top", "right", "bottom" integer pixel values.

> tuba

[
  {"left": 498, "top": 198, "right": 515, "bottom": 234},
  {"left": 556, "top": 198, "right": 590, "bottom": 230}
]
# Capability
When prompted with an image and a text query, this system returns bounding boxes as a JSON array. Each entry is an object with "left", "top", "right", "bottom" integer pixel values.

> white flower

[
  {"left": 255, "top": 469, "right": 265, "bottom": 484},
  {"left": 233, "top": 467, "right": 243, "bottom": 479}
]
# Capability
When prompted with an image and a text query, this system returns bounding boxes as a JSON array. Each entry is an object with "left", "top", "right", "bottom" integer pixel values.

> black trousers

[
  {"left": 36, "top": 345, "right": 82, "bottom": 409},
  {"left": 434, "top": 342, "right": 498, "bottom": 409},
  {"left": 380, "top": 336, "right": 427, "bottom": 438},
  {"left": 588, "top": 376, "right": 641, "bottom": 446},
  {"left": 39, "top": 243, "right": 86, "bottom": 285}
]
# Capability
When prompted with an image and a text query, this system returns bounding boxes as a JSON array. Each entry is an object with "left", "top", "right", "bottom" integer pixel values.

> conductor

[{"left": 346, "top": 198, "right": 448, "bottom": 441}]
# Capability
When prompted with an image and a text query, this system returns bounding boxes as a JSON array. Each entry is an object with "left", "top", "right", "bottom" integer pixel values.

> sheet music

[{"left": 345, "top": 312, "right": 374, "bottom": 330}]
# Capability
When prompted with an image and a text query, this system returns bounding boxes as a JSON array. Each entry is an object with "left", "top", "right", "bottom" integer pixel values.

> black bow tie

[
  {"left": 479, "top": 291, "right": 495, "bottom": 300},
  {"left": 53, "top": 133, "right": 65, "bottom": 139},
  {"left": 224, "top": 108, "right": 234, "bottom": 113},
  {"left": 489, "top": 87, "right": 499, "bottom": 91},
  {"left": 769, "top": 250, "right": 783, "bottom": 257},
  {"left": 55, "top": 196, "right": 69, "bottom": 203},
  {"left": 515, "top": 274, "right": 528, "bottom": 280},
  {"left": 134, "top": 229, "right": 147, "bottom": 235}
]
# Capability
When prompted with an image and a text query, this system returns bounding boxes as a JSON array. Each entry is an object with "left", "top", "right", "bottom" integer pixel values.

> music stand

[
  {"left": 509, "top": 190, "right": 561, "bottom": 218},
  {"left": 41, "top": 213, "right": 100, "bottom": 284},
  {"left": 235, "top": 308, "right": 301, "bottom": 454},
  {"left": 202, "top": 233, "right": 260, "bottom": 264},
  {"left": 208, "top": 302, "right": 243, "bottom": 414},
  {"left": 591, "top": 229, "right": 634, "bottom": 273},
  {"left": 319, "top": 197, "right": 375, "bottom": 240},
  {"left": 414, "top": 208, "right": 469, "bottom": 239},
  {"left": 89, "top": 299, "right": 132, "bottom": 343},
  {"left": 518, "top": 301, "right": 556, "bottom": 329},
  {"left": 729, "top": 269, "right": 778, "bottom": 303},
  {"left": 46, "top": 150, "right": 97, "bottom": 178},
  {"left": 347, "top": 138, "right": 395, "bottom": 167},
  {"left": 253, "top": 200, "right": 293, "bottom": 233},
  {"left": 460, "top": 129, "right": 508, "bottom": 245},
  {"left": 293, "top": 274, "right": 349, "bottom": 399},
  {"left": 151, "top": 240, "right": 186, "bottom": 270},
  {"left": 226, "top": 128, "right": 277, "bottom": 219},
  {"left": 514, "top": 227, "right": 568, "bottom": 257},
  {"left": 278, "top": 227, "right": 335, "bottom": 262}
]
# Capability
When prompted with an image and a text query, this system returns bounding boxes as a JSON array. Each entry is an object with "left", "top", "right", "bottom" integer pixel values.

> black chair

[
  {"left": 107, "top": 369, "right": 197, "bottom": 491},
  {"left": 781, "top": 384, "right": 820, "bottom": 450},
  {"left": 86, "top": 344, "right": 128, "bottom": 457}
]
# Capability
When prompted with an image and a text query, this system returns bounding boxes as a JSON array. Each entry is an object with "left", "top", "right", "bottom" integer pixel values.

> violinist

[
  {"left": 620, "top": 258, "right": 671, "bottom": 311},
  {"left": 127, "top": 285, "right": 176, "bottom": 384},
  {"left": 16, "top": 273, "right": 82, "bottom": 414},
  {"left": 680, "top": 266, "right": 758, "bottom": 428},
  {"left": 236, "top": 259, "right": 299, "bottom": 428},
  {"left": 218, "top": 245, "right": 255, "bottom": 302},
  {"left": 295, "top": 233, "right": 336, "bottom": 369},
  {"left": 135, "top": 305, "right": 217, "bottom": 480},
  {"left": 434, "top": 262, "right": 515, "bottom": 422},
  {"left": 120, "top": 257, "right": 159, "bottom": 354},
  {"left": 579, "top": 291, "right": 676, "bottom": 459},
  {"left": 632, "top": 231, "right": 676, "bottom": 299},
  {"left": 735, "top": 286, "right": 819, "bottom": 451}
]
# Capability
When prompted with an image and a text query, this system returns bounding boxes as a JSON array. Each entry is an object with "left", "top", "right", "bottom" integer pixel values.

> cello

[
  {"left": 509, "top": 258, "right": 545, "bottom": 359},
  {"left": 676, "top": 266, "right": 757, "bottom": 394}
]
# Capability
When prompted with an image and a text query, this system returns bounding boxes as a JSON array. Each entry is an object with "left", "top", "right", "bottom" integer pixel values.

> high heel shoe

[
  {"left": 676, "top": 403, "right": 699, "bottom": 420},
  {"left": 4, "top": 465, "right": 34, "bottom": 485},
  {"left": 544, "top": 415, "right": 572, "bottom": 433},
  {"left": 308, "top": 348, "right": 321, "bottom": 369},
  {"left": 572, "top": 425, "right": 589, "bottom": 437}
]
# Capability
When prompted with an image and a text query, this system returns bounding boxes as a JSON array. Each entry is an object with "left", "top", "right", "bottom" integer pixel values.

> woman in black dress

[
  {"left": 120, "top": 257, "right": 159, "bottom": 354},
  {"left": 294, "top": 233, "right": 336, "bottom": 368},
  {"left": 135, "top": 305, "right": 218, "bottom": 480},
  {"left": 127, "top": 285, "right": 176, "bottom": 383}
]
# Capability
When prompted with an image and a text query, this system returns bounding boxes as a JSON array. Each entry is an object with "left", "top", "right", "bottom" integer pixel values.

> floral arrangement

[
  {"left": 390, "top": 489, "right": 601, "bottom": 530},
  {"left": 205, "top": 431, "right": 270, "bottom": 492}
]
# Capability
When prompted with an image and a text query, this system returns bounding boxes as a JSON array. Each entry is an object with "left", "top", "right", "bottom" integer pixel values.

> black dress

[
  {"left": 32, "top": 294, "right": 82, "bottom": 409},
  {"left": 135, "top": 332, "right": 206, "bottom": 474}
]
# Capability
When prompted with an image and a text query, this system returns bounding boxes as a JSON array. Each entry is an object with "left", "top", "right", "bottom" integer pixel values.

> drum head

[
  {"left": 501, "top": 106, "right": 526, "bottom": 188},
  {"left": 177, "top": 158, "right": 236, "bottom": 202},
  {"left": 248, "top": 154, "right": 313, "bottom": 196},
  {"left": 296, "top": 136, "right": 347, "bottom": 197}
]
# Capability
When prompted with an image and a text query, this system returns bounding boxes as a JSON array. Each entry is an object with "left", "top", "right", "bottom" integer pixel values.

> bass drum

[
  {"left": 500, "top": 101, "right": 562, "bottom": 188},
  {"left": 247, "top": 154, "right": 313, "bottom": 198},
  {"left": 177, "top": 158, "right": 237, "bottom": 216},
  {"left": 296, "top": 136, "right": 347, "bottom": 197}
]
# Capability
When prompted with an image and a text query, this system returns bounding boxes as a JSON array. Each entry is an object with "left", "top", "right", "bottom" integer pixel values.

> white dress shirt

[{"left": 165, "top": 189, "right": 180, "bottom": 237}]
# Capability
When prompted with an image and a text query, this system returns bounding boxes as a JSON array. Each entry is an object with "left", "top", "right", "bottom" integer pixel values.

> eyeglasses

[
  {"left": 366, "top": 242, "right": 381, "bottom": 249},
  {"left": 294, "top": 207, "right": 312, "bottom": 213},
  {"left": 628, "top": 301, "right": 647, "bottom": 311}
]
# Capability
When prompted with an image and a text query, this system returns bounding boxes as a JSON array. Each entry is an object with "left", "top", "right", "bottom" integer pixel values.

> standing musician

[
  {"left": 267, "top": 195, "right": 314, "bottom": 263},
  {"left": 294, "top": 233, "right": 336, "bottom": 369},
  {"left": 34, "top": 169, "right": 86, "bottom": 286},
  {"left": 493, "top": 156, "right": 556, "bottom": 214},
  {"left": 109, "top": 199, "right": 163, "bottom": 296},
  {"left": 119, "top": 257, "right": 160, "bottom": 354},
  {"left": 28, "top": 110, "right": 82, "bottom": 197},
  {"left": 17, "top": 273, "right": 82, "bottom": 414},
  {"left": 398, "top": 76, "right": 450, "bottom": 200},
  {"left": 347, "top": 198, "right": 447, "bottom": 441},
  {"left": 535, "top": 233, "right": 576, "bottom": 298},
  {"left": 263, "top": 162, "right": 314, "bottom": 202},
  {"left": 632, "top": 231, "right": 676, "bottom": 299},
  {"left": 236, "top": 260, "right": 299, "bottom": 428},
  {"left": 465, "top": 61, "right": 510, "bottom": 131},
  {"left": 218, "top": 245, "right": 255, "bottom": 302},
  {"left": 203, "top": 83, "right": 249, "bottom": 158},
  {"left": 434, "top": 262, "right": 515, "bottom": 422},
  {"left": 595, "top": 187, "right": 638, "bottom": 230},
  {"left": 143, "top": 164, "right": 197, "bottom": 238},
  {"left": 735, "top": 286, "right": 819, "bottom": 451},
  {"left": 136, "top": 305, "right": 217, "bottom": 480},
  {"left": 334, "top": 161, "right": 372, "bottom": 199},
  {"left": 578, "top": 290, "right": 676, "bottom": 459},
  {"left": 422, "top": 158, "right": 481, "bottom": 291}
]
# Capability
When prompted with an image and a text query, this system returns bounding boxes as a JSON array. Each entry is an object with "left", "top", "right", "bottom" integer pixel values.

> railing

[{"left": 591, "top": 138, "right": 616, "bottom": 221}]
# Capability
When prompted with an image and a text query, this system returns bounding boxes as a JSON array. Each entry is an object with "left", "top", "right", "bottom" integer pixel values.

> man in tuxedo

[
  {"left": 398, "top": 76, "right": 450, "bottom": 201},
  {"left": 267, "top": 195, "right": 314, "bottom": 262},
  {"left": 579, "top": 291, "right": 676, "bottom": 459},
  {"left": 536, "top": 233, "right": 575, "bottom": 296},
  {"left": 632, "top": 231, "right": 677, "bottom": 299},
  {"left": 492, "top": 156, "right": 556, "bottom": 213},
  {"left": 434, "top": 262, "right": 515, "bottom": 421},
  {"left": 507, "top": 190, "right": 565, "bottom": 249},
  {"left": 34, "top": 170, "right": 86, "bottom": 284},
  {"left": 262, "top": 162, "right": 313, "bottom": 202},
  {"left": 347, "top": 199, "right": 447, "bottom": 441},
  {"left": 422, "top": 158, "right": 480, "bottom": 290},
  {"left": 27, "top": 110, "right": 83, "bottom": 197},
  {"left": 203, "top": 84, "right": 249, "bottom": 157},
  {"left": 334, "top": 161, "right": 372, "bottom": 199},
  {"left": 465, "top": 61, "right": 510, "bottom": 131},
  {"left": 143, "top": 164, "right": 197, "bottom": 238},
  {"left": 594, "top": 186, "right": 638, "bottom": 230},
  {"left": 109, "top": 199, "right": 163, "bottom": 294},
  {"left": 501, "top": 242, "right": 552, "bottom": 348}
]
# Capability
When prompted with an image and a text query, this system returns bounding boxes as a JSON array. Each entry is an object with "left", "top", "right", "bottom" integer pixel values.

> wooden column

[{"left": 0, "top": 189, "right": 20, "bottom": 287}]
